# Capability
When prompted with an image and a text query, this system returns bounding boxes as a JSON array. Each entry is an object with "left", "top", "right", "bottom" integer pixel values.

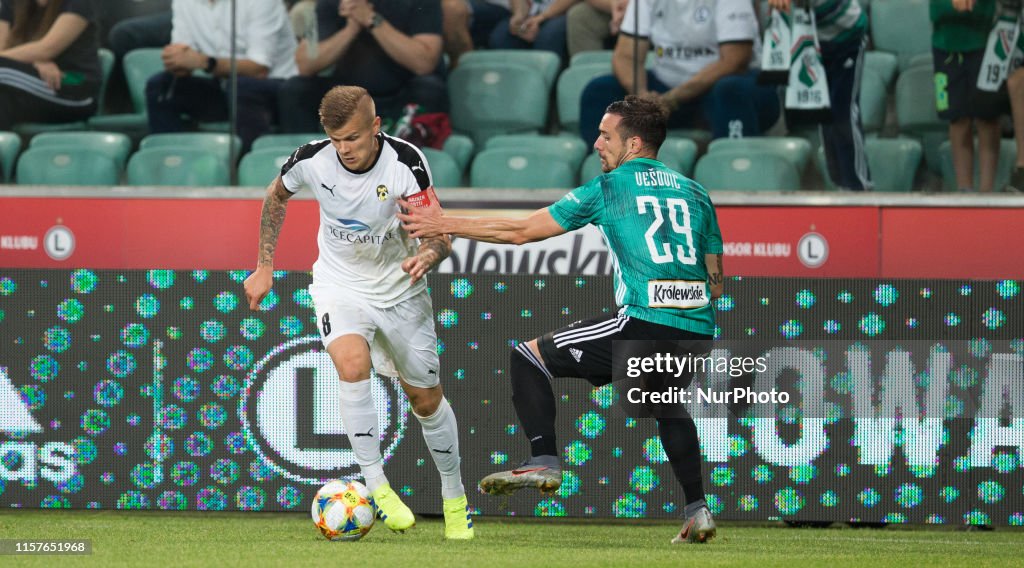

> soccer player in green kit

[{"left": 397, "top": 95, "right": 724, "bottom": 544}]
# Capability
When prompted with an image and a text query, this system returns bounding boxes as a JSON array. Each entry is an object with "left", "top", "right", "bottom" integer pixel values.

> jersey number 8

[{"left": 636, "top": 196, "right": 696, "bottom": 265}]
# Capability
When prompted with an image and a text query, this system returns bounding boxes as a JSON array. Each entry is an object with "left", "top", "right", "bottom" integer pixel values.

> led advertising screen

[{"left": 0, "top": 270, "right": 1021, "bottom": 526}]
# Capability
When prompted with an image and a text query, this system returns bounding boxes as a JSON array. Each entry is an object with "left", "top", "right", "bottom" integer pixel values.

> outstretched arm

[
  {"left": 244, "top": 177, "right": 293, "bottom": 310},
  {"left": 397, "top": 199, "right": 568, "bottom": 245}
]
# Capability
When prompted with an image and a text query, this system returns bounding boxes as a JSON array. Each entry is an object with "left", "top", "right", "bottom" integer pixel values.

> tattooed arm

[
  {"left": 402, "top": 234, "right": 451, "bottom": 284},
  {"left": 705, "top": 253, "right": 724, "bottom": 300},
  {"left": 244, "top": 177, "right": 293, "bottom": 310}
]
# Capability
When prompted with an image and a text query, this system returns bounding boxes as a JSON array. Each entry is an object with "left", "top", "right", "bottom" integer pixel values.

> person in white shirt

[
  {"left": 145, "top": 0, "right": 298, "bottom": 151},
  {"left": 243, "top": 85, "right": 475, "bottom": 541},
  {"left": 579, "top": 0, "right": 780, "bottom": 144}
]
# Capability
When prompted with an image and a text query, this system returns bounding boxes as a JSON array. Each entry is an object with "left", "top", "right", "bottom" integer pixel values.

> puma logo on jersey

[
  {"left": 569, "top": 348, "right": 583, "bottom": 363},
  {"left": 411, "top": 163, "right": 425, "bottom": 174},
  {"left": 320, "top": 183, "right": 336, "bottom": 196},
  {"left": 353, "top": 427, "right": 374, "bottom": 438}
]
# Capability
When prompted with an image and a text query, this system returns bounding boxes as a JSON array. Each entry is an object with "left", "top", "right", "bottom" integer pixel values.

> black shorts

[
  {"left": 536, "top": 310, "right": 713, "bottom": 387},
  {"left": 933, "top": 48, "right": 1007, "bottom": 121}
]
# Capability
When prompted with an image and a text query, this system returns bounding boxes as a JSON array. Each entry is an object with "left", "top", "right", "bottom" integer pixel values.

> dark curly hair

[{"left": 604, "top": 94, "right": 670, "bottom": 154}]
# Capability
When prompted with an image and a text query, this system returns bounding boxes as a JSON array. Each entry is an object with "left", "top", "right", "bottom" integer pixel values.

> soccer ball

[{"left": 311, "top": 480, "right": 376, "bottom": 541}]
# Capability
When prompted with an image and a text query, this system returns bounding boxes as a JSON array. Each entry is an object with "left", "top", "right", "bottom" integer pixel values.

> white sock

[
  {"left": 414, "top": 397, "right": 465, "bottom": 500},
  {"left": 338, "top": 379, "right": 387, "bottom": 491}
]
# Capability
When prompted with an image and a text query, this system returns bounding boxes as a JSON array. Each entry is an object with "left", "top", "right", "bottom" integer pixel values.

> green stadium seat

[
  {"left": 15, "top": 147, "right": 120, "bottom": 185},
  {"left": 895, "top": 64, "right": 946, "bottom": 173},
  {"left": 442, "top": 134, "right": 475, "bottom": 173},
  {"left": 448, "top": 63, "right": 550, "bottom": 146},
  {"left": 906, "top": 52, "right": 933, "bottom": 70},
  {"left": 470, "top": 148, "right": 576, "bottom": 189},
  {"left": 126, "top": 147, "right": 230, "bottom": 186},
  {"left": 938, "top": 138, "right": 1017, "bottom": 192},
  {"left": 707, "top": 136, "right": 812, "bottom": 173},
  {"left": 860, "top": 70, "right": 888, "bottom": 133},
  {"left": 484, "top": 134, "right": 589, "bottom": 173},
  {"left": 420, "top": 147, "right": 463, "bottom": 188},
  {"left": 14, "top": 48, "right": 116, "bottom": 137},
  {"left": 864, "top": 50, "right": 898, "bottom": 89},
  {"left": 88, "top": 47, "right": 163, "bottom": 136},
  {"left": 657, "top": 137, "right": 699, "bottom": 176},
  {"left": 569, "top": 50, "right": 655, "bottom": 69},
  {"left": 30, "top": 131, "right": 132, "bottom": 169},
  {"left": 0, "top": 131, "right": 21, "bottom": 182},
  {"left": 458, "top": 50, "right": 562, "bottom": 90},
  {"left": 237, "top": 148, "right": 292, "bottom": 187},
  {"left": 556, "top": 62, "right": 612, "bottom": 134},
  {"left": 694, "top": 151, "right": 800, "bottom": 191},
  {"left": 816, "top": 136, "right": 922, "bottom": 192},
  {"left": 667, "top": 128, "right": 713, "bottom": 148},
  {"left": 140, "top": 132, "right": 243, "bottom": 162},
  {"left": 871, "top": 0, "right": 932, "bottom": 71},
  {"left": 579, "top": 151, "right": 603, "bottom": 183},
  {"left": 252, "top": 133, "right": 324, "bottom": 152}
]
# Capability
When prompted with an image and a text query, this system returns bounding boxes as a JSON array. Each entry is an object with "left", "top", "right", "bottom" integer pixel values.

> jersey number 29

[{"left": 636, "top": 196, "right": 696, "bottom": 265}]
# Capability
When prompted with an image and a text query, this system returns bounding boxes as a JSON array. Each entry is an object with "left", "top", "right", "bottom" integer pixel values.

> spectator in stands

[
  {"left": 278, "top": 0, "right": 446, "bottom": 133},
  {"left": 770, "top": 0, "right": 871, "bottom": 191},
  {"left": 931, "top": 0, "right": 1002, "bottom": 193},
  {"left": 107, "top": 11, "right": 171, "bottom": 62},
  {"left": 566, "top": 0, "right": 627, "bottom": 59},
  {"left": 579, "top": 0, "right": 779, "bottom": 145},
  {"left": 489, "top": 0, "right": 578, "bottom": 61},
  {"left": 144, "top": 0, "right": 298, "bottom": 152},
  {"left": 0, "top": 0, "right": 101, "bottom": 130}
]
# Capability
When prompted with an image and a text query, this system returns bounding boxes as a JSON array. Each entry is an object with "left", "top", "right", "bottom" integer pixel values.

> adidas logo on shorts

[{"left": 569, "top": 348, "right": 583, "bottom": 363}]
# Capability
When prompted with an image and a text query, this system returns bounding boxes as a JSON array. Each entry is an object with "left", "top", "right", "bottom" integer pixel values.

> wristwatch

[{"left": 368, "top": 12, "right": 384, "bottom": 30}]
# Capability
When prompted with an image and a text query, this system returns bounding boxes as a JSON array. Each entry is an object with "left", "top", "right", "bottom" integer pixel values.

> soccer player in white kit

[{"left": 243, "top": 85, "right": 474, "bottom": 540}]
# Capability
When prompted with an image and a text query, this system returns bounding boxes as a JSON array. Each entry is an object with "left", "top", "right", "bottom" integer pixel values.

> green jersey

[
  {"left": 547, "top": 158, "right": 723, "bottom": 336},
  {"left": 930, "top": 0, "right": 996, "bottom": 53}
]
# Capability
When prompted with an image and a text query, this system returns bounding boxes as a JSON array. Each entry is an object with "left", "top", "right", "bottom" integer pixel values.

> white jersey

[
  {"left": 280, "top": 133, "right": 433, "bottom": 307},
  {"left": 621, "top": 0, "right": 761, "bottom": 88}
]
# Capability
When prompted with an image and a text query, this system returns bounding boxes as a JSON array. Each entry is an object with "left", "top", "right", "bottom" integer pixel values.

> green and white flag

[
  {"left": 978, "top": 10, "right": 1022, "bottom": 92},
  {"left": 785, "top": 6, "right": 831, "bottom": 122},
  {"left": 759, "top": 8, "right": 792, "bottom": 85}
]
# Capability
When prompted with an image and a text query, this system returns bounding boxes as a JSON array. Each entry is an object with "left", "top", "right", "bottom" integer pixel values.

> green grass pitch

[{"left": 1, "top": 510, "right": 1021, "bottom": 567}]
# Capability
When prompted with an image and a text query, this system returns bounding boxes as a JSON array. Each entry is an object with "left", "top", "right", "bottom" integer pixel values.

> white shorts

[{"left": 308, "top": 285, "right": 441, "bottom": 388}]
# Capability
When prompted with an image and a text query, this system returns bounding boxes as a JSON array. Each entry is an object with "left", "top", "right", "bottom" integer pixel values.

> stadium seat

[
  {"left": 140, "top": 132, "right": 243, "bottom": 162},
  {"left": 448, "top": 63, "right": 550, "bottom": 145},
  {"left": 14, "top": 48, "right": 116, "bottom": 137},
  {"left": 251, "top": 133, "right": 324, "bottom": 152},
  {"left": 694, "top": 151, "right": 800, "bottom": 191},
  {"left": 29, "top": 131, "right": 132, "bottom": 169},
  {"left": 457, "top": 50, "right": 562, "bottom": 90},
  {"left": 126, "top": 147, "right": 230, "bottom": 186},
  {"left": 0, "top": 131, "right": 21, "bottom": 182},
  {"left": 895, "top": 64, "right": 946, "bottom": 173},
  {"left": 237, "top": 148, "right": 292, "bottom": 187},
  {"left": 863, "top": 50, "right": 898, "bottom": 89},
  {"left": 556, "top": 62, "right": 612, "bottom": 134},
  {"left": 579, "top": 151, "right": 603, "bottom": 182},
  {"left": 905, "top": 52, "right": 933, "bottom": 70},
  {"left": 816, "top": 136, "right": 922, "bottom": 192},
  {"left": 707, "top": 136, "right": 812, "bottom": 174},
  {"left": 88, "top": 47, "right": 163, "bottom": 136},
  {"left": 860, "top": 70, "right": 888, "bottom": 134},
  {"left": 420, "top": 147, "right": 463, "bottom": 188},
  {"left": 870, "top": 0, "right": 932, "bottom": 71},
  {"left": 938, "top": 138, "right": 1017, "bottom": 192},
  {"left": 442, "top": 134, "right": 475, "bottom": 173},
  {"left": 667, "top": 128, "right": 713, "bottom": 148},
  {"left": 568, "top": 50, "right": 655, "bottom": 69},
  {"left": 484, "top": 134, "right": 589, "bottom": 173},
  {"left": 15, "top": 147, "right": 120, "bottom": 186},
  {"left": 470, "top": 148, "right": 576, "bottom": 189},
  {"left": 657, "top": 137, "right": 699, "bottom": 176}
]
